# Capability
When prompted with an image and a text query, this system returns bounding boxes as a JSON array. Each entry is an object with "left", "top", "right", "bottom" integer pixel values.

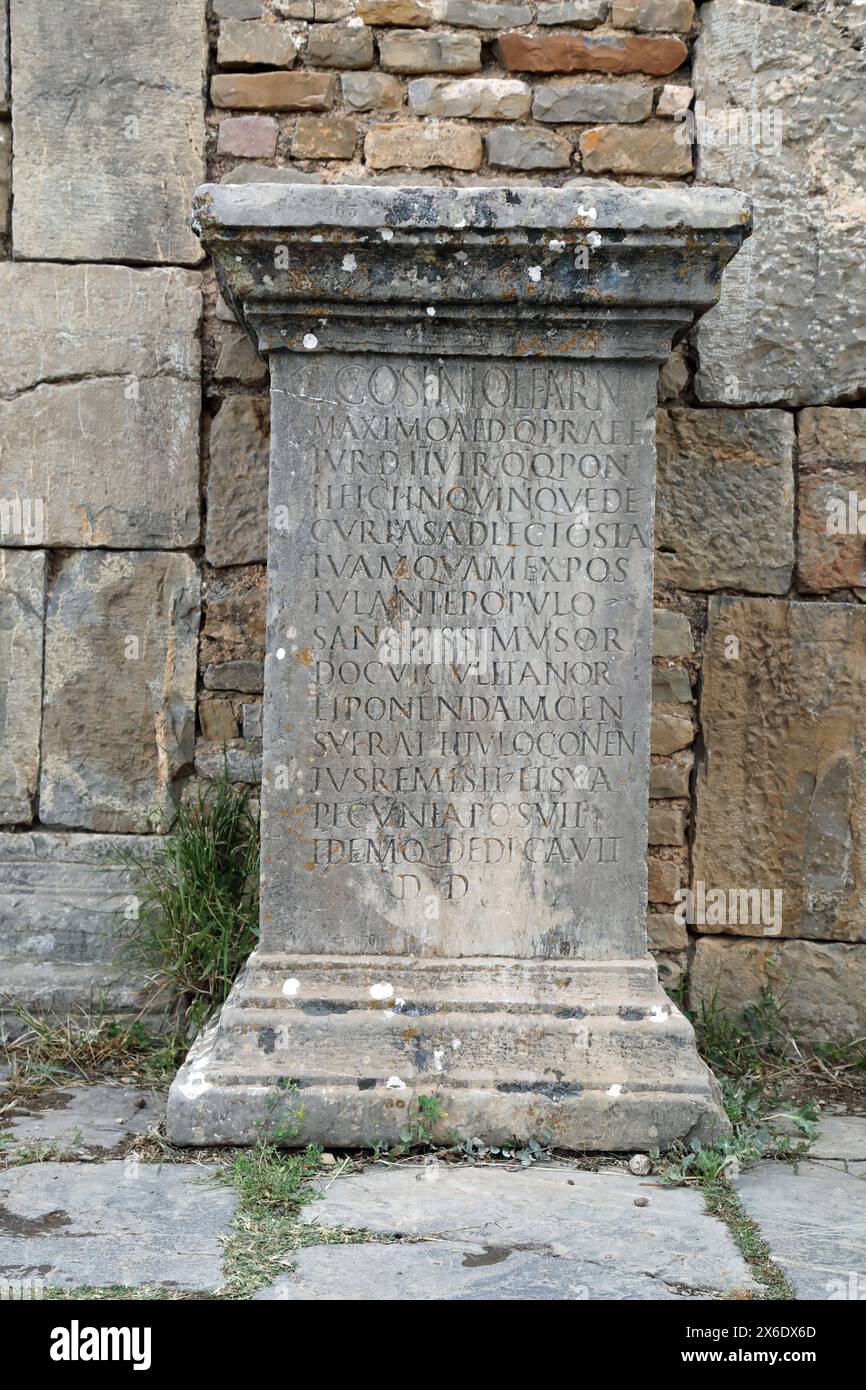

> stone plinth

[{"left": 168, "top": 184, "right": 751, "bottom": 1151}]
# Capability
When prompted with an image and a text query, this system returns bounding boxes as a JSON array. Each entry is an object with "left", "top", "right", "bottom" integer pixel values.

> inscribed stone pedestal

[
  {"left": 168, "top": 183, "right": 750, "bottom": 1151},
  {"left": 10, "top": 0, "right": 207, "bottom": 264}
]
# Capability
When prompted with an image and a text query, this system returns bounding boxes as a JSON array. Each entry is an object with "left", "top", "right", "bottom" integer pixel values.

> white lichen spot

[
  {"left": 577, "top": 203, "right": 598, "bottom": 221},
  {"left": 394, "top": 997, "right": 406, "bottom": 1009},
  {"left": 347, "top": 13, "right": 365, "bottom": 24},
  {"left": 369, "top": 981, "right": 393, "bottom": 1000},
  {"left": 607, "top": 1083, "right": 624, "bottom": 1097},
  {"left": 341, "top": 253, "right": 357, "bottom": 272},
  {"left": 528, "top": 265, "right": 542, "bottom": 282},
  {"left": 380, "top": 228, "right": 394, "bottom": 240},
  {"left": 587, "top": 230, "right": 601, "bottom": 248},
  {"left": 548, "top": 239, "right": 564, "bottom": 252},
  {"left": 650, "top": 1005, "right": 670, "bottom": 1022},
  {"left": 386, "top": 1075, "right": 406, "bottom": 1090},
  {"left": 282, "top": 978, "right": 300, "bottom": 997},
  {"left": 302, "top": 333, "right": 318, "bottom": 350},
  {"left": 451, "top": 1038, "right": 462, "bottom": 1051},
  {"left": 275, "top": 647, "right": 286, "bottom": 661},
  {"left": 426, "top": 306, "right": 436, "bottom": 317},
  {"left": 433, "top": 1047, "right": 445, "bottom": 1073}
]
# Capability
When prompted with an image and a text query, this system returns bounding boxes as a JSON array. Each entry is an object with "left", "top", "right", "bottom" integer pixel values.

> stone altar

[{"left": 168, "top": 183, "right": 751, "bottom": 1150}]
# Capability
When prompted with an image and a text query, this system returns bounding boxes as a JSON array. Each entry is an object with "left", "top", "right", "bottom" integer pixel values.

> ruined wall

[{"left": 1, "top": 0, "right": 864, "bottom": 1038}]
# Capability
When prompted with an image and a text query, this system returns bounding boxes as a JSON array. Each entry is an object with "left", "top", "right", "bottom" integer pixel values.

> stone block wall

[{"left": 1, "top": 0, "right": 864, "bottom": 1038}]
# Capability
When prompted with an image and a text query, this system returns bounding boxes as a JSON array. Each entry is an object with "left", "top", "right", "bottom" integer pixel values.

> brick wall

[{"left": 2, "top": 0, "right": 865, "bottom": 1039}]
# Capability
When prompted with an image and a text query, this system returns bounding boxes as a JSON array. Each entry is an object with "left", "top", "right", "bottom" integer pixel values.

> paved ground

[{"left": 1, "top": 1082, "right": 864, "bottom": 1299}]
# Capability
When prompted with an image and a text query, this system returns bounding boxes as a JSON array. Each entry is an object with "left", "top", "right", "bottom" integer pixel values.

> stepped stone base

[{"left": 166, "top": 952, "right": 728, "bottom": 1151}]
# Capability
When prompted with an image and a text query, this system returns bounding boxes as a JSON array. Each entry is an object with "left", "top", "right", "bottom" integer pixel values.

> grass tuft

[{"left": 114, "top": 770, "right": 259, "bottom": 1029}]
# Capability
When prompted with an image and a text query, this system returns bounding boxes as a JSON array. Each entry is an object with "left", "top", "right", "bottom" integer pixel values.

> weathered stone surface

[
  {"left": 532, "top": 79, "right": 652, "bottom": 124},
  {"left": 316, "top": 0, "right": 354, "bottom": 14},
  {"left": 0, "top": 831, "right": 161, "bottom": 1024},
  {"left": 292, "top": 1167, "right": 758, "bottom": 1296},
  {"left": 0, "top": 1164, "right": 237, "bottom": 1290},
  {"left": 798, "top": 475, "right": 866, "bottom": 593},
  {"left": 737, "top": 1160, "right": 866, "bottom": 1299},
  {"left": 409, "top": 77, "right": 531, "bottom": 119},
  {"left": 648, "top": 857, "right": 680, "bottom": 903},
  {"left": 195, "top": 742, "right": 263, "bottom": 783},
  {"left": 205, "top": 397, "right": 268, "bottom": 564},
  {"left": 4, "top": 1086, "right": 164, "bottom": 1154},
  {"left": 0, "top": 552, "right": 46, "bottom": 826},
  {"left": 293, "top": 115, "right": 357, "bottom": 158},
  {"left": 216, "top": 0, "right": 265, "bottom": 14},
  {"left": 800, "top": 408, "right": 866, "bottom": 470},
  {"left": 691, "top": 938, "right": 866, "bottom": 1040},
  {"left": 307, "top": 22, "right": 375, "bottom": 68},
  {"left": 0, "top": 123, "right": 9, "bottom": 230},
  {"left": 242, "top": 702, "right": 263, "bottom": 740},
  {"left": 497, "top": 31, "right": 688, "bottom": 75},
  {"left": 797, "top": 409, "right": 866, "bottom": 593},
  {"left": 695, "top": 599, "right": 866, "bottom": 942},
  {"left": 647, "top": 912, "right": 688, "bottom": 952},
  {"left": 581, "top": 124, "right": 692, "bottom": 174},
  {"left": 658, "top": 343, "right": 688, "bottom": 400},
  {"left": 341, "top": 72, "right": 404, "bottom": 110},
  {"left": 357, "top": 0, "right": 433, "bottom": 22},
  {"left": 536, "top": 0, "right": 609, "bottom": 25},
  {"left": 653, "top": 608, "right": 693, "bottom": 658},
  {"left": 212, "top": 71, "right": 336, "bottom": 109},
  {"left": 650, "top": 750, "right": 692, "bottom": 796},
  {"left": 0, "top": 265, "right": 201, "bottom": 549},
  {"left": 218, "top": 18, "right": 298, "bottom": 66},
  {"left": 200, "top": 699, "right": 240, "bottom": 743},
  {"left": 202, "top": 580, "right": 267, "bottom": 664},
  {"left": 40, "top": 553, "right": 199, "bottom": 833},
  {"left": 435, "top": 0, "right": 532, "bottom": 24},
  {"left": 656, "top": 82, "right": 692, "bottom": 116},
  {"left": 11, "top": 0, "right": 206, "bottom": 264},
  {"left": 365, "top": 121, "right": 482, "bottom": 168},
  {"left": 0, "top": 4, "right": 8, "bottom": 114},
  {"left": 808, "top": 1114, "right": 866, "bottom": 1161},
  {"left": 651, "top": 712, "right": 693, "bottom": 756},
  {"left": 255, "top": 1234, "right": 726, "bottom": 1300},
  {"left": 693, "top": 0, "right": 866, "bottom": 406},
  {"left": 612, "top": 0, "right": 694, "bottom": 31},
  {"left": 203, "top": 660, "right": 264, "bottom": 692},
  {"left": 214, "top": 326, "right": 269, "bottom": 384},
  {"left": 220, "top": 162, "right": 324, "bottom": 184},
  {"left": 649, "top": 807, "right": 686, "bottom": 846},
  {"left": 217, "top": 115, "right": 279, "bottom": 158},
  {"left": 652, "top": 667, "right": 691, "bottom": 703},
  {"left": 275, "top": 0, "right": 313, "bottom": 14},
  {"left": 380, "top": 31, "right": 481, "bottom": 72},
  {"left": 486, "top": 125, "right": 572, "bottom": 169},
  {"left": 656, "top": 409, "right": 795, "bottom": 593}
]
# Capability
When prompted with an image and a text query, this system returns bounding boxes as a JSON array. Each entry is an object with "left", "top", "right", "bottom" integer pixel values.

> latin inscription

[{"left": 265, "top": 354, "right": 655, "bottom": 955}]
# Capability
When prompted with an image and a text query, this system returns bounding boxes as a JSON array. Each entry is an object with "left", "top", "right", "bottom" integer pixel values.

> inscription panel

[{"left": 262, "top": 353, "right": 657, "bottom": 959}]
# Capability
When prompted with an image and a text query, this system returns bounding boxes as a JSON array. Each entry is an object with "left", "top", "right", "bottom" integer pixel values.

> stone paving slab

[
  {"left": 2, "top": 1086, "right": 165, "bottom": 1154},
  {"left": 736, "top": 1160, "right": 866, "bottom": 1301},
  {"left": 254, "top": 1238, "right": 713, "bottom": 1301},
  {"left": 298, "top": 1165, "right": 760, "bottom": 1298},
  {"left": 808, "top": 1114, "right": 866, "bottom": 1162},
  {"left": 0, "top": 1163, "right": 235, "bottom": 1290}
]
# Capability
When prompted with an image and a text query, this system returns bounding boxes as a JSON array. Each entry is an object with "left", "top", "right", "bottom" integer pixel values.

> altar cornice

[{"left": 193, "top": 182, "right": 752, "bottom": 362}]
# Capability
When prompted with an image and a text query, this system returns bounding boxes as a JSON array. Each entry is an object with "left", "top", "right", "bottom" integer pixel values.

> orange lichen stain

[
  {"left": 401, "top": 1027, "right": 419, "bottom": 1042},
  {"left": 276, "top": 808, "right": 289, "bottom": 817},
  {"left": 394, "top": 557, "right": 409, "bottom": 579},
  {"left": 304, "top": 861, "right": 316, "bottom": 871},
  {"left": 294, "top": 647, "right": 314, "bottom": 666}
]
